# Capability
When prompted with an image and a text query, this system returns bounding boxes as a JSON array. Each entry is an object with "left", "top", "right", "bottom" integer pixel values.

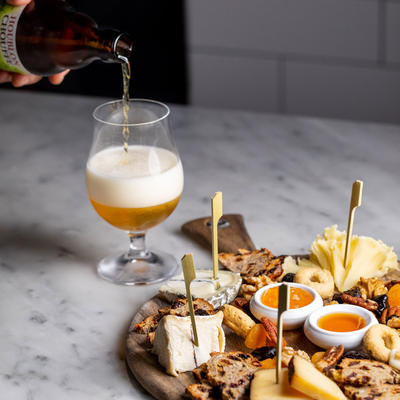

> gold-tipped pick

[
  {"left": 181, "top": 253, "right": 199, "bottom": 347},
  {"left": 211, "top": 192, "right": 223, "bottom": 288},
  {"left": 344, "top": 180, "right": 363, "bottom": 270},
  {"left": 276, "top": 283, "right": 290, "bottom": 384}
]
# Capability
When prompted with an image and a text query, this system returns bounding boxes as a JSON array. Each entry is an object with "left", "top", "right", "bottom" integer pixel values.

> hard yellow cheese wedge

[
  {"left": 250, "top": 368, "right": 310, "bottom": 400},
  {"left": 309, "top": 225, "right": 398, "bottom": 292},
  {"left": 288, "top": 356, "right": 346, "bottom": 400}
]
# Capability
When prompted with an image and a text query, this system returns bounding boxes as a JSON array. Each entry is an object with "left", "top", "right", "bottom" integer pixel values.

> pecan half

[
  {"left": 233, "top": 297, "right": 250, "bottom": 313},
  {"left": 261, "top": 317, "right": 278, "bottom": 347},
  {"left": 381, "top": 308, "right": 389, "bottom": 324},
  {"left": 267, "top": 264, "right": 283, "bottom": 280},
  {"left": 315, "top": 345, "right": 344, "bottom": 374},
  {"left": 341, "top": 294, "right": 378, "bottom": 311}
]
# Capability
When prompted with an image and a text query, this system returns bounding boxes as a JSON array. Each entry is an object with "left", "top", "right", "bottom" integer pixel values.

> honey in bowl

[
  {"left": 261, "top": 286, "right": 314, "bottom": 309},
  {"left": 318, "top": 312, "right": 366, "bottom": 332}
]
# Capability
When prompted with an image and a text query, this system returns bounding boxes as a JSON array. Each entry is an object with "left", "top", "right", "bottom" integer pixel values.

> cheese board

[{"left": 126, "top": 214, "right": 400, "bottom": 400}]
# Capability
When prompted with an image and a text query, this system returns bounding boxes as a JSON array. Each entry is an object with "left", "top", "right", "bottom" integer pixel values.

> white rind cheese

[
  {"left": 158, "top": 270, "right": 242, "bottom": 308},
  {"left": 151, "top": 311, "right": 225, "bottom": 376}
]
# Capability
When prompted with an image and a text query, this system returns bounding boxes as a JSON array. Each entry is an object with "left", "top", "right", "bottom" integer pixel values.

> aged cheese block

[
  {"left": 288, "top": 356, "right": 347, "bottom": 400},
  {"left": 251, "top": 368, "right": 309, "bottom": 400}
]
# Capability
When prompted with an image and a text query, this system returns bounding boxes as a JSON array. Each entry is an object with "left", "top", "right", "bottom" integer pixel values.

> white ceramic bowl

[
  {"left": 304, "top": 304, "right": 378, "bottom": 350},
  {"left": 249, "top": 282, "right": 323, "bottom": 330}
]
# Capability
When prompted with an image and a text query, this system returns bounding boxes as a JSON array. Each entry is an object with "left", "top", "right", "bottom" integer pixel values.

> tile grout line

[
  {"left": 377, "top": 0, "right": 387, "bottom": 65},
  {"left": 277, "top": 57, "right": 287, "bottom": 114},
  {"left": 189, "top": 45, "right": 400, "bottom": 72}
]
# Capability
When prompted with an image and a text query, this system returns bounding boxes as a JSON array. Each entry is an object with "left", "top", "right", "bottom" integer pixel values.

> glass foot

[{"left": 97, "top": 249, "right": 178, "bottom": 285}]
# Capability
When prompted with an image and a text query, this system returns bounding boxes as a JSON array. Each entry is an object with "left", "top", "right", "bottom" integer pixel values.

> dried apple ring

[
  {"left": 294, "top": 267, "right": 334, "bottom": 299},
  {"left": 363, "top": 324, "right": 400, "bottom": 362}
]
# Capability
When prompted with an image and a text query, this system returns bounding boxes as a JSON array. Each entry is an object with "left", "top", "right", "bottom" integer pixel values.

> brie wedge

[
  {"left": 158, "top": 270, "right": 241, "bottom": 308},
  {"left": 151, "top": 311, "right": 225, "bottom": 376}
]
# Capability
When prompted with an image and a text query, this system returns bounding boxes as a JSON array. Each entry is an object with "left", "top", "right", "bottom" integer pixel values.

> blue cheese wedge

[
  {"left": 158, "top": 270, "right": 242, "bottom": 308},
  {"left": 151, "top": 311, "right": 225, "bottom": 376}
]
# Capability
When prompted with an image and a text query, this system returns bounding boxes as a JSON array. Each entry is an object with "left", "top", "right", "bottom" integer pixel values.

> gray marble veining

[{"left": 0, "top": 89, "right": 399, "bottom": 399}]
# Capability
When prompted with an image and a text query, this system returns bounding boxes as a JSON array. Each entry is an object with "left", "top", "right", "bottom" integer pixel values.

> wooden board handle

[{"left": 181, "top": 214, "right": 255, "bottom": 254}]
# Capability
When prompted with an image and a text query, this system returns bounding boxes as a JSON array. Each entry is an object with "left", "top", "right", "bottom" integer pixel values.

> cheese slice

[
  {"left": 158, "top": 269, "right": 241, "bottom": 308},
  {"left": 288, "top": 356, "right": 347, "bottom": 400},
  {"left": 251, "top": 369, "right": 310, "bottom": 400},
  {"left": 151, "top": 311, "right": 225, "bottom": 376},
  {"left": 308, "top": 225, "right": 398, "bottom": 292}
]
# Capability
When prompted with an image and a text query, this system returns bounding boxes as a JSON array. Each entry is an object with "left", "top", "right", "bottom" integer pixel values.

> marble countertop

[{"left": 1, "top": 89, "right": 400, "bottom": 400}]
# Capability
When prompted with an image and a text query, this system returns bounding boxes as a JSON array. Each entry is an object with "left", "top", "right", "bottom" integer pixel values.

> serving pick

[
  {"left": 181, "top": 253, "right": 199, "bottom": 347},
  {"left": 211, "top": 192, "right": 223, "bottom": 288},
  {"left": 276, "top": 283, "right": 290, "bottom": 384},
  {"left": 344, "top": 180, "right": 363, "bottom": 270}
]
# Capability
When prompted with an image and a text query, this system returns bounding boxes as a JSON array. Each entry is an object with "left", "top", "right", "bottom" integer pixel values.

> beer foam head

[{"left": 86, "top": 146, "right": 184, "bottom": 208}]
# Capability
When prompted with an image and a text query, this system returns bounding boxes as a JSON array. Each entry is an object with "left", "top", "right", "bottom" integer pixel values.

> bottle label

[{"left": 0, "top": 2, "right": 28, "bottom": 74}]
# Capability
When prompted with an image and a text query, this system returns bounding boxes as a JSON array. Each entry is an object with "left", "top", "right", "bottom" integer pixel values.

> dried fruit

[
  {"left": 388, "top": 284, "right": 400, "bottom": 307},
  {"left": 260, "top": 357, "right": 276, "bottom": 369},
  {"left": 342, "top": 350, "right": 372, "bottom": 360},
  {"left": 281, "top": 273, "right": 295, "bottom": 282},
  {"left": 251, "top": 346, "right": 276, "bottom": 361},
  {"left": 343, "top": 287, "right": 362, "bottom": 298},
  {"left": 332, "top": 293, "right": 344, "bottom": 304},
  {"left": 244, "top": 324, "right": 268, "bottom": 349},
  {"left": 373, "top": 294, "right": 388, "bottom": 318}
]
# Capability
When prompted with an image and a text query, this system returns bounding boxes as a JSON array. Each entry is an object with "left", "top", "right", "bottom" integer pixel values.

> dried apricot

[
  {"left": 260, "top": 357, "right": 276, "bottom": 369},
  {"left": 388, "top": 284, "right": 400, "bottom": 307},
  {"left": 244, "top": 324, "right": 268, "bottom": 349}
]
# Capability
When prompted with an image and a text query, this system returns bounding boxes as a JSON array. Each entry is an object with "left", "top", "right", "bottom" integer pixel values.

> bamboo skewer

[
  {"left": 344, "top": 180, "right": 363, "bottom": 270},
  {"left": 211, "top": 192, "right": 223, "bottom": 289},
  {"left": 181, "top": 253, "right": 199, "bottom": 347},
  {"left": 276, "top": 283, "right": 290, "bottom": 384}
]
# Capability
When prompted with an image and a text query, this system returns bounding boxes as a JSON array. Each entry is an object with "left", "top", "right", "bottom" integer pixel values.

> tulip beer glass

[{"left": 86, "top": 99, "right": 183, "bottom": 285}]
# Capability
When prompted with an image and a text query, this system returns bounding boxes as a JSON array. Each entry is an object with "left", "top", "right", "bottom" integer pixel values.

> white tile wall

[
  {"left": 186, "top": 0, "right": 400, "bottom": 123},
  {"left": 187, "top": 0, "right": 378, "bottom": 60},
  {"left": 386, "top": 2, "right": 400, "bottom": 64},
  {"left": 189, "top": 53, "right": 279, "bottom": 112},
  {"left": 286, "top": 62, "right": 400, "bottom": 123}
]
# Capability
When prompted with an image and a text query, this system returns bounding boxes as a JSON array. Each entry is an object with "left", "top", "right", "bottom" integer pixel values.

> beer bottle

[{"left": 0, "top": 0, "right": 132, "bottom": 75}]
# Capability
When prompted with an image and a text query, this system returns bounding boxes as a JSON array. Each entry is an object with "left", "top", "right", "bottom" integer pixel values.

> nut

[
  {"left": 341, "top": 293, "right": 378, "bottom": 311},
  {"left": 358, "top": 277, "right": 387, "bottom": 299},
  {"left": 261, "top": 317, "right": 278, "bottom": 347},
  {"left": 315, "top": 345, "right": 344, "bottom": 374}
]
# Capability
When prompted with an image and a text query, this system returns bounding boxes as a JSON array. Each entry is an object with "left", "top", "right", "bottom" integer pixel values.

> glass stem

[{"left": 128, "top": 232, "right": 149, "bottom": 258}]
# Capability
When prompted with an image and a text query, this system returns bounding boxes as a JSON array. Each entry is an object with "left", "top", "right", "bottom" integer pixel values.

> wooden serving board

[
  {"left": 126, "top": 215, "right": 400, "bottom": 399},
  {"left": 126, "top": 294, "right": 320, "bottom": 400},
  {"left": 126, "top": 268, "right": 400, "bottom": 400}
]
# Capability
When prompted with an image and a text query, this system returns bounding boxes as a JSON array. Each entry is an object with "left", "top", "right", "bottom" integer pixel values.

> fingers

[
  {"left": 6, "top": 0, "right": 32, "bottom": 5},
  {"left": 11, "top": 73, "right": 42, "bottom": 87},
  {"left": 0, "top": 71, "right": 12, "bottom": 84},
  {"left": 48, "top": 69, "right": 70, "bottom": 85}
]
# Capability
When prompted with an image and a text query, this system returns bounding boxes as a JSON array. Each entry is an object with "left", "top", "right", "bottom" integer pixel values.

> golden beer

[
  {"left": 86, "top": 145, "right": 184, "bottom": 233},
  {"left": 89, "top": 195, "right": 181, "bottom": 231}
]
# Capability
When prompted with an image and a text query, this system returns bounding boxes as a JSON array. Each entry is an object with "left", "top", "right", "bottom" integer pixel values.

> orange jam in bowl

[
  {"left": 261, "top": 285, "right": 314, "bottom": 309},
  {"left": 318, "top": 312, "right": 366, "bottom": 332}
]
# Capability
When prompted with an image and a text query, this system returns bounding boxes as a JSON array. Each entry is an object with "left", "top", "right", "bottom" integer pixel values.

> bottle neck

[{"left": 93, "top": 29, "right": 132, "bottom": 63}]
